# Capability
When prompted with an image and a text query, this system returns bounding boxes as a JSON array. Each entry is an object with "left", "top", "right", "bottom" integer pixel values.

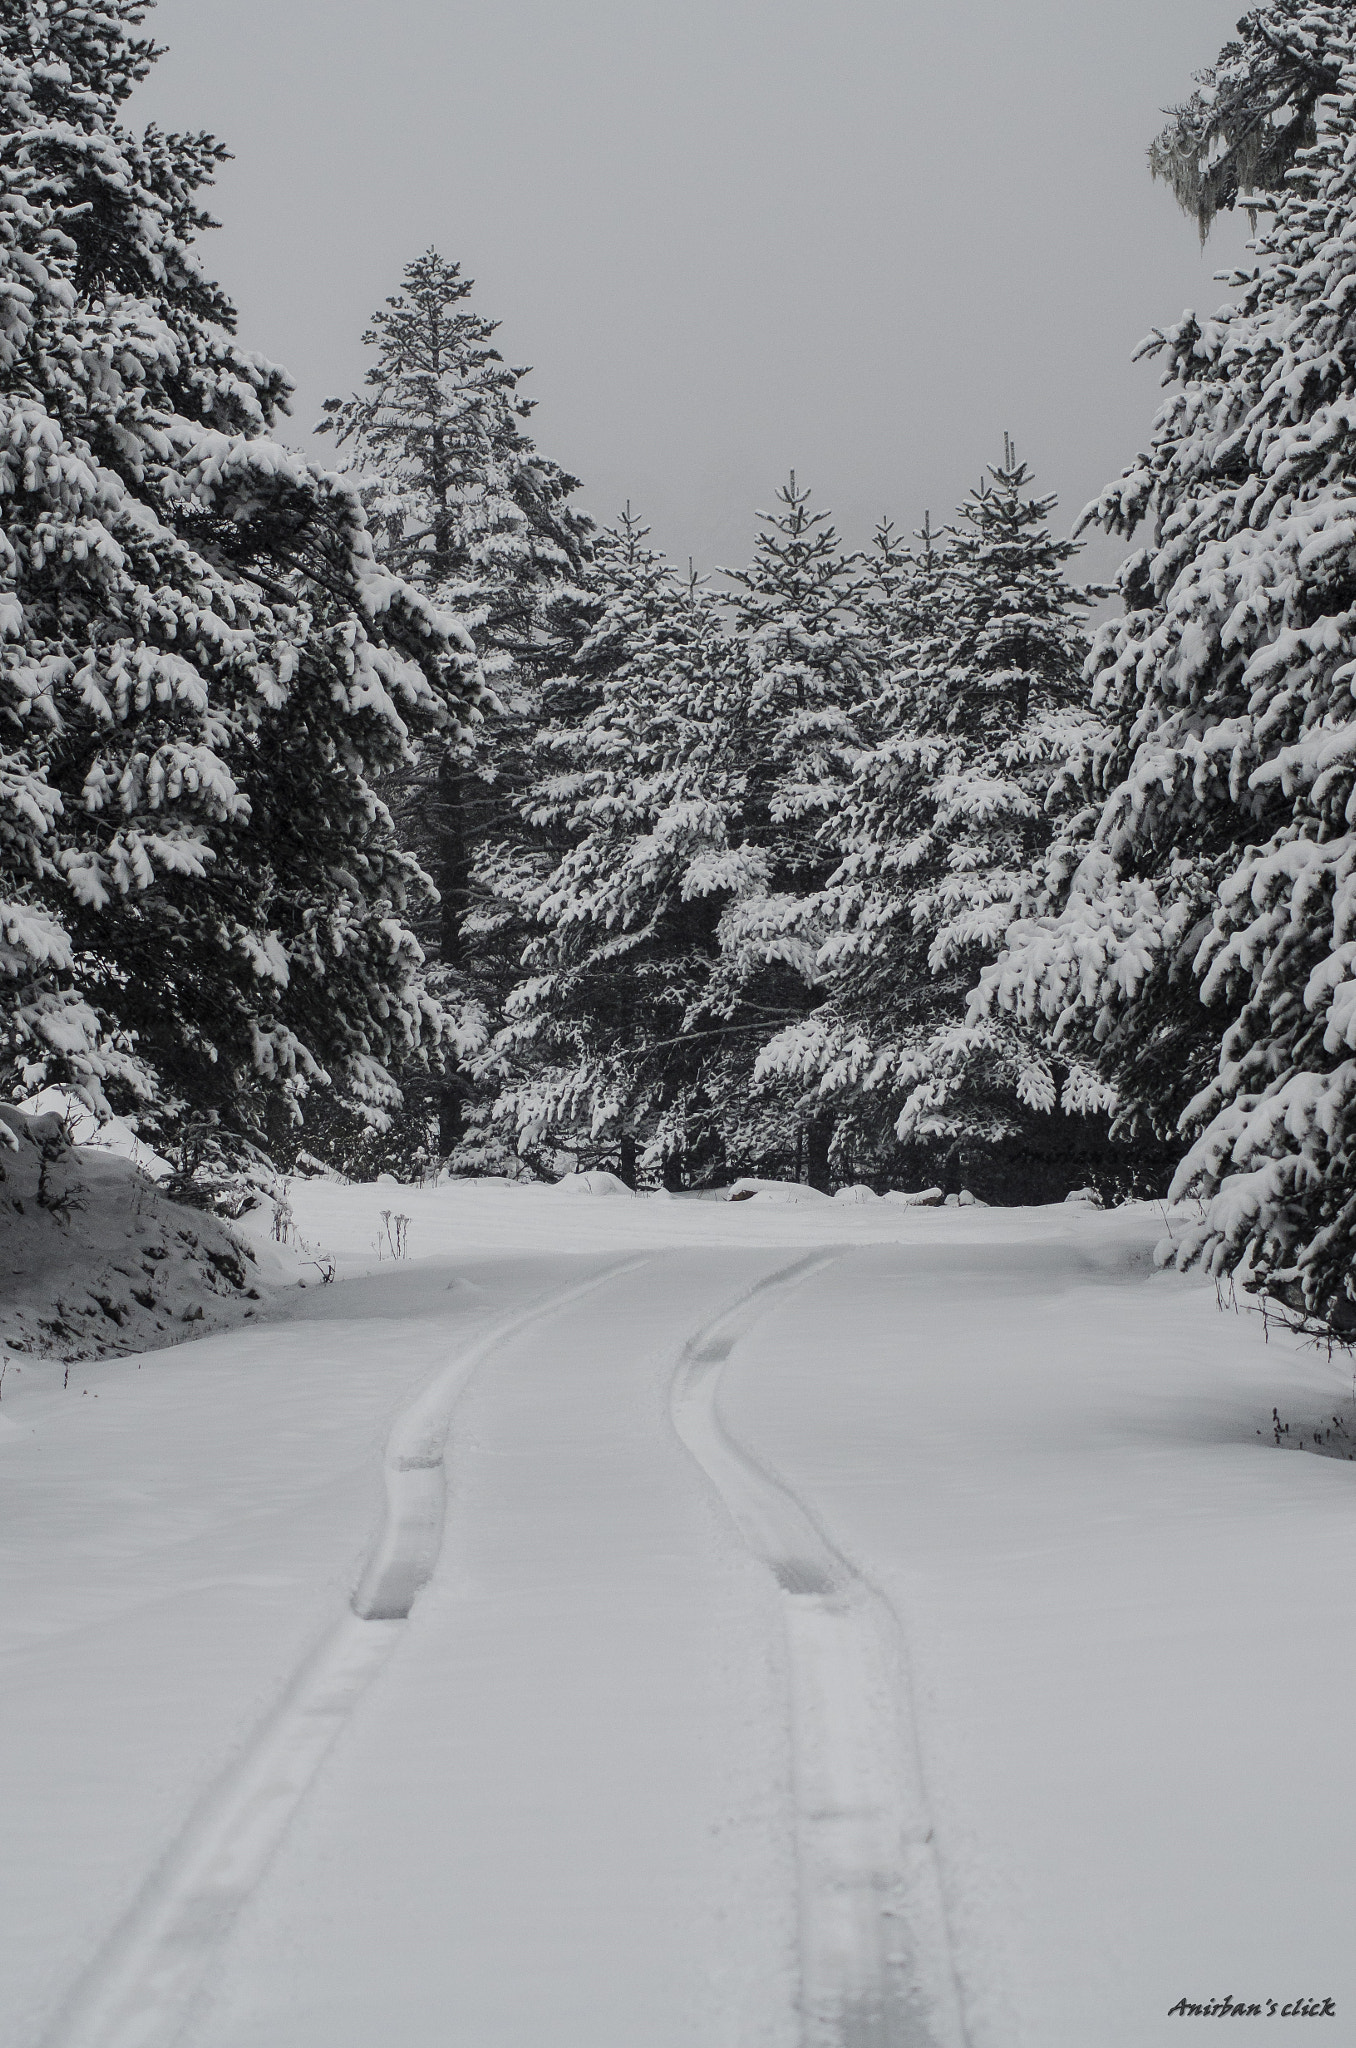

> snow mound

[
  {"left": 1064, "top": 1186, "right": 1105, "bottom": 1207},
  {"left": 883, "top": 1187, "right": 945, "bottom": 1208},
  {"left": 833, "top": 1184, "right": 879, "bottom": 1204},
  {"left": 20, "top": 1085, "right": 171, "bottom": 1182},
  {"left": 0, "top": 1104, "right": 281, "bottom": 1363},
  {"left": 551, "top": 1170, "right": 635, "bottom": 1199},
  {"left": 727, "top": 1178, "right": 831, "bottom": 1205}
]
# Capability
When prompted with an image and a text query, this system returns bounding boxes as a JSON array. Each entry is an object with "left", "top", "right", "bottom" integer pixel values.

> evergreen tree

[
  {"left": 1149, "top": 0, "right": 1342, "bottom": 239},
  {"left": 723, "top": 474, "right": 871, "bottom": 891},
  {"left": 498, "top": 525, "right": 752, "bottom": 1186},
  {"left": 318, "top": 249, "right": 591, "bottom": 664},
  {"left": 718, "top": 477, "right": 873, "bottom": 1185},
  {"left": 316, "top": 251, "right": 590, "bottom": 1167},
  {"left": 499, "top": 481, "right": 871, "bottom": 1189},
  {"left": 983, "top": 3, "right": 1356, "bottom": 1324},
  {"left": 0, "top": 1, "right": 482, "bottom": 1197},
  {"left": 760, "top": 449, "right": 1112, "bottom": 1199}
]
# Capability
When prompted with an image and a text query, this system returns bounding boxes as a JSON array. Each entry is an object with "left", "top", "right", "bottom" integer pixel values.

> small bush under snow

[
  {"left": 550, "top": 1170, "right": 636, "bottom": 1199},
  {"left": 726, "top": 1179, "right": 832, "bottom": 1205}
]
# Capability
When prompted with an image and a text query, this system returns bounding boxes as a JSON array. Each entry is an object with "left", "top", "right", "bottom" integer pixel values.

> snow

[
  {"left": 2, "top": 1180, "right": 1353, "bottom": 2048},
  {"left": 0, "top": 1104, "right": 281, "bottom": 1363},
  {"left": 19, "top": 1085, "right": 172, "bottom": 1181},
  {"left": 727, "top": 1175, "right": 833, "bottom": 1205},
  {"left": 549, "top": 1167, "right": 635, "bottom": 1198}
]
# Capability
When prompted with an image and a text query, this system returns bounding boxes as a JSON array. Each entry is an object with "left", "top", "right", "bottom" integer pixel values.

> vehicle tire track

[
  {"left": 41, "top": 1256, "right": 649, "bottom": 2048},
  {"left": 671, "top": 1253, "right": 969, "bottom": 2048}
]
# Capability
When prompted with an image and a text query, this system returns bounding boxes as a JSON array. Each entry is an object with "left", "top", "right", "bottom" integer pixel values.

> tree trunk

[
  {"left": 805, "top": 1113, "right": 833, "bottom": 1194},
  {"left": 436, "top": 750, "right": 468, "bottom": 1157},
  {"left": 662, "top": 1147, "right": 684, "bottom": 1193},
  {"left": 619, "top": 1133, "right": 637, "bottom": 1189}
]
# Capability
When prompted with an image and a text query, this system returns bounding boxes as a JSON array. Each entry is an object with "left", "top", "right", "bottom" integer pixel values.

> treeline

[
  {"left": 6, "top": 1, "right": 1356, "bottom": 1332},
  {"left": 310, "top": 250, "right": 1120, "bottom": 1205}
]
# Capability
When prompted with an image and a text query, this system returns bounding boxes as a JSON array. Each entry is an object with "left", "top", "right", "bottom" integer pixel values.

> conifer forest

[{"left": 9, "top": 1, "right": 1356, "bottom": 1330}]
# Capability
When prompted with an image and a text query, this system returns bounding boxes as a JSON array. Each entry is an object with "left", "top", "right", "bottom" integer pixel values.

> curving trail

[
  {"left": 41, "top": 1258, "right": 646, "bottom": 2048},
  {"left": 672, "top": 1256, "right": 969, "bottom": 2048},
  {"left": 41, "top": 1244, "right": 970, "bottom": 2048}
]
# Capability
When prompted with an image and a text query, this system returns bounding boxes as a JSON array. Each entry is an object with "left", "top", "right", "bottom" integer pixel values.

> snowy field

[{"left": 2, "top": 1177, "right": 1354, "bottom": 2047}]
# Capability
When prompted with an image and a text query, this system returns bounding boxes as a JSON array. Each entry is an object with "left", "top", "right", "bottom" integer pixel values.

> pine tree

[
  {"left": 498, "top": 525, "right": 756, "bottom": 1186},
  {"left": 760, "top": 449, "right": 1111, "bottom": 1199},
  {"left": 316, "top": 251, "right": 591, "bottom": 1167},
  {"left": 1148, "top": 1, "right": 1342, "bottom": 239},
  {"left": 318, "top": 250, "right": 591, "bottom": 663},
  {"left": 0, "top": 2, "right": 482, "bottom": 1196},
  {"left": 498, "top": 482, "right": 872, "bottom": 1189},
  {"left": 983, "top": 3, "right": 1356, "bottom": 1324},
  {"left": 718, "top": 477, "right": 873, "bottom": 1185}
]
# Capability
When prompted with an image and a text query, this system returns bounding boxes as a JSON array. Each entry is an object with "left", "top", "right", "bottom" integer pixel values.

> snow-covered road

[{"left": 3, "top": 1189, "right": 1355, "bottom": 2047}]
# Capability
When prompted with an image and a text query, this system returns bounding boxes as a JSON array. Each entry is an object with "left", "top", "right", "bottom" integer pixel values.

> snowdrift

[
  {"left": 550, "top": 1170, "right": 635, "bottom": 1199},
  {"left": 1, "top": 1105, "right": 276, "bottom": 1363}
]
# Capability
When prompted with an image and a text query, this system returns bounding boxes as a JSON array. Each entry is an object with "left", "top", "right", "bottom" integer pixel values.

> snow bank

[
  {"left": 727, "top": 1178, "right": 831, "bottom": 1205},
  {"left": 550, "top": 1169, "right": 635, "bottom": 1198},
  {"left": 19, "top": 1084, "right": 172, "bottom": 1182},
  {"left": 0, "top": 1104, "right": 284, "bottom": 1363}
]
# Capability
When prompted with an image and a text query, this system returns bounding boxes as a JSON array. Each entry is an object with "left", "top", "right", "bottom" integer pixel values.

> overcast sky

[{"left": 133, "top": 1, "right": 1251, "bottom": 585}]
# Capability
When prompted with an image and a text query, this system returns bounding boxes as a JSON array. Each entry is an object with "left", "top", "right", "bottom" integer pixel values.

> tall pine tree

[
  {"left": 760, "top": 449, "right": 1112, "bottom": 1198},
  {"left": 500, "top": 482, "right": 871, "bottom": 1189},
  {"left": 317, "top": 251, "right": 590, "bottom": 1167},
  {"left": 984, "top": 3, "right": 1356, "bottom": 1323},
  {"left": 499, "top": 525, "right": 752, "bottom": 1186},
  {"left": 719, "top": 477, "right": 872, "bottom": 1185},
  {"left": 0, "top": 2, "right": 483, "bottom": 1196}
]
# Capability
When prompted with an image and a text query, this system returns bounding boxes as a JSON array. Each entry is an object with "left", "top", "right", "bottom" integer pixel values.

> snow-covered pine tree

[
  {"left": 759, "top": 448, "right": 1113, "bottom": 1199},
  {"left": 316, "top": 251, "right": 591, "bottom": 1167},
  {"left": 497, "top": 479, "right": 871, "bottom": 1191},
  {"left": 981, "top": 2, "right": 1356, "bottom": 1325},
  {"left": 1148, "top": 0, "right": 1343, "bottom": 239},
  {"left": 716, "top": 476, "right": 872, "bottom": 1185},
  {"left": 318, "top": 249, "right": 591, "bottom": 669},
  {"left": 497, "top": 523, "right": 757, "bottom": 1186},
  {"left": 0, "top": 2, "right": 482, "bottom": 1196}
]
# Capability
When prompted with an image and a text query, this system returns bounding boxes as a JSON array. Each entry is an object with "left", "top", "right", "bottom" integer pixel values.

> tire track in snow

[
  {"left": 671, "top": 1254, "right": 969, "bottom": 2048},
  {"left": 41, "top": 1257, "right": 649, "bottom": 2048}
]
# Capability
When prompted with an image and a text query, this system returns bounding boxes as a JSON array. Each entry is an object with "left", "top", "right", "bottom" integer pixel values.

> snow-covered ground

[
  {"left": 2, "top": 1177, "right": 1353, "bottom": 2047},
  {"left": 1, "top": 1101, "right": 277, "bottom": 1364}
]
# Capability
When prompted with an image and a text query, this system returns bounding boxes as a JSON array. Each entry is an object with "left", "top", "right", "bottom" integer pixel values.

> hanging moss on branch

[{"left": 1148, "top": 3, "right": 1341, "bottom": 239}]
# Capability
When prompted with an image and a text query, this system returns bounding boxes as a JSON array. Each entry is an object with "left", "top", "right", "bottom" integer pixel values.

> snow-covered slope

[{"left": 0, "top": 1105, "right": 280, "bottom": 1364}]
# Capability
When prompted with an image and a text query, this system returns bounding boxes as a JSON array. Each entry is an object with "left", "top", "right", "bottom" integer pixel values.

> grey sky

[{"left": 134, "top": 1, "right": 1252, "bottom": 585}]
